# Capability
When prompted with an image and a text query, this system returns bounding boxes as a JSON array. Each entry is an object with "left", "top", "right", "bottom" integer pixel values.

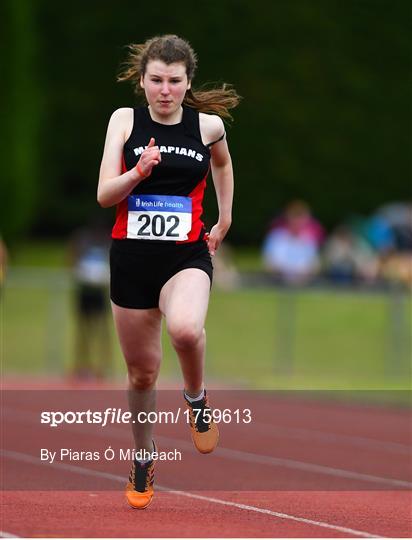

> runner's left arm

[{"left": 208, "top": 125, "right": 234, "bottom": 256}]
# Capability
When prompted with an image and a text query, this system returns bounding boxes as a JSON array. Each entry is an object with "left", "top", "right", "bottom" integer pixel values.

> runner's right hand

[{"left": 136, "top": 137, "right": 161, "bottom": 179}]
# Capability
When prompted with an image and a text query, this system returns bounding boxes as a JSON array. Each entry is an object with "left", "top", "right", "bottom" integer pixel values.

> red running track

[{"left": 1, "top": 379, "right": 411, "bottom": 538}]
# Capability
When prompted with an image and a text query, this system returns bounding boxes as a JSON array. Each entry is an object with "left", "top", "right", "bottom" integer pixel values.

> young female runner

[{"left": 98, "top": 34, "right": 240, "bottom": 508}]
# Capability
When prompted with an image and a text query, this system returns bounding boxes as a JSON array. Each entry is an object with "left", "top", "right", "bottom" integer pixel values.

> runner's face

[{"left": 141, "top": 60, "right": 191, "bottom": 119}]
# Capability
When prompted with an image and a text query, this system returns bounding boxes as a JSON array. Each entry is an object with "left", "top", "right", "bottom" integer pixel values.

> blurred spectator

[
  {"left": 380, "top": 252, "right": 412, "bottom": 287},
  {"left": 322, "top": 225, "right": 379, "bottom": 284},
  {"left": 364, "top": 215, "right": 396, "bottom": 255},
  {"left": 373, "top": 203, "right": 412, "bottom": 288},
  {"left": 68, "top": 219, "right": 112, "bottom": 380},
  {"left": 339, "top": 203, "right": 412, "bottom": 287},
  {"left": 268, "top": 200, "right": 325, "bottom": 247},
  {"left": 262, "top": 200, "right": 323, "bottom": 284},
  {"left": 375, "top": 202, "right": 412, "bottom": 252}
]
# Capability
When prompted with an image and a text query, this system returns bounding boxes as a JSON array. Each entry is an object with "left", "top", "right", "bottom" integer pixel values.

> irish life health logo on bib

[{"left": 127, "top": 194, "right": 192, "bottom": 241}]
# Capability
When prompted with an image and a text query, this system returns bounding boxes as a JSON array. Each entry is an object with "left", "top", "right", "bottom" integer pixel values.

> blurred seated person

[
  {"left": 375, "top": 202, "right": 412, "bottom": 252},
  {"left": 262, "top": 200, "right": 322, "bottom": 284},
  {"left": 322, "top": 225, "right": 379, "bottom": 284},
  {"left": 268, "top": 199, "right": 325, "bottom": 247},
  {"left": 354, "top": 203, "right": 412, "bottom": 287},
  {"left": 364, "top": 214, "right": 396, "bottom": 255},
  {"left": 379, "top": 252, "right": 412, "bottom": 287},
  {"left": 68, "top": 219, "right": 112, "bottom": 380}
]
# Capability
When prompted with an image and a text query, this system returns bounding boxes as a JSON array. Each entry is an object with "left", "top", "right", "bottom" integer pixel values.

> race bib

[{"left": 127, "top": 194, "right": 192, "bottom": 241}]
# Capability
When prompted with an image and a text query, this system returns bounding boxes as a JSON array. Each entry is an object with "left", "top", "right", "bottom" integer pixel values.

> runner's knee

[
  {"left": 127, "top": 363, "right": 159, "bottom": 390},
  {"left": 168, "top": 323, "right": 204, "bottom": 350}
]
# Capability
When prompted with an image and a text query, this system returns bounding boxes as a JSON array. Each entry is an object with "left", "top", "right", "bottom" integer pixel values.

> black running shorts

[{"left": 110, "top": 239, "right": 213, "bottom": 309}]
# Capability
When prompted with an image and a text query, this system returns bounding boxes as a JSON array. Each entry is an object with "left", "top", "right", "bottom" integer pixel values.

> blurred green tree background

[{"left": 2, "top": 0, "right": 411, "bottom": 244}]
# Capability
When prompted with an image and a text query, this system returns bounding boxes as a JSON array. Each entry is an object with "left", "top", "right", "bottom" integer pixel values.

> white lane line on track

[
  {"left": 166, "top": 490, "right": 384, "bottom": 539},
  {"left": 157, "top": 435, "right": 412, "bottom": 489},
  {"left": 237, "top": 449, "right": 412, "bottom": 489},
  {"left": 4, "top": 407, "right": 411, "bottom": 489},
  {"left": 252, "top": 423, "right": 411, "bottom": 455},
  {"left": 1, "top": 449, "right": 384, "bottom": 539},
  {"left": 0, "top": 532, "right": 20, "bottom": 538}
]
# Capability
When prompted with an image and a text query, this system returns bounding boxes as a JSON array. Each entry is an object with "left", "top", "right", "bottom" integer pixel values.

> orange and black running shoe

[
  {"left": 125, "top": 442, "right": 156, "bottom": 509},
  {"left": 184, "top": 390, "right": 219, "bottom": 454}
]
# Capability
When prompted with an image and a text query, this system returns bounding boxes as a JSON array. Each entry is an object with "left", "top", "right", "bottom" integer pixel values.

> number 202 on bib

[{"left": 127, "top": 194, "right": 192, "bottom": 241}]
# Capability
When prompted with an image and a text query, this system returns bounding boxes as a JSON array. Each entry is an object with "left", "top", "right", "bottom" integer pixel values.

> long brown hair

[{"left": 117, "top": 35, "right": 241, "bottom": 120}]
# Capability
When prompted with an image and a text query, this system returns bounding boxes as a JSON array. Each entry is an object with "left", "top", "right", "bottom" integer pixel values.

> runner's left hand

[{"left": 206, "top": 223, "right": 230, "bottom": 256}]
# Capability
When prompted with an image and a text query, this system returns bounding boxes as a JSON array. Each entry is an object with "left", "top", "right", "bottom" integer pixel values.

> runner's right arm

[{"left": 97, "top": 108, "right": 160, "bottom": 208}]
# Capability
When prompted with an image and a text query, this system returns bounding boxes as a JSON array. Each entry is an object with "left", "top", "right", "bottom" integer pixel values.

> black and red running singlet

[{"left": 112, "top": 105, "right": 211, "bottom": 243}]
